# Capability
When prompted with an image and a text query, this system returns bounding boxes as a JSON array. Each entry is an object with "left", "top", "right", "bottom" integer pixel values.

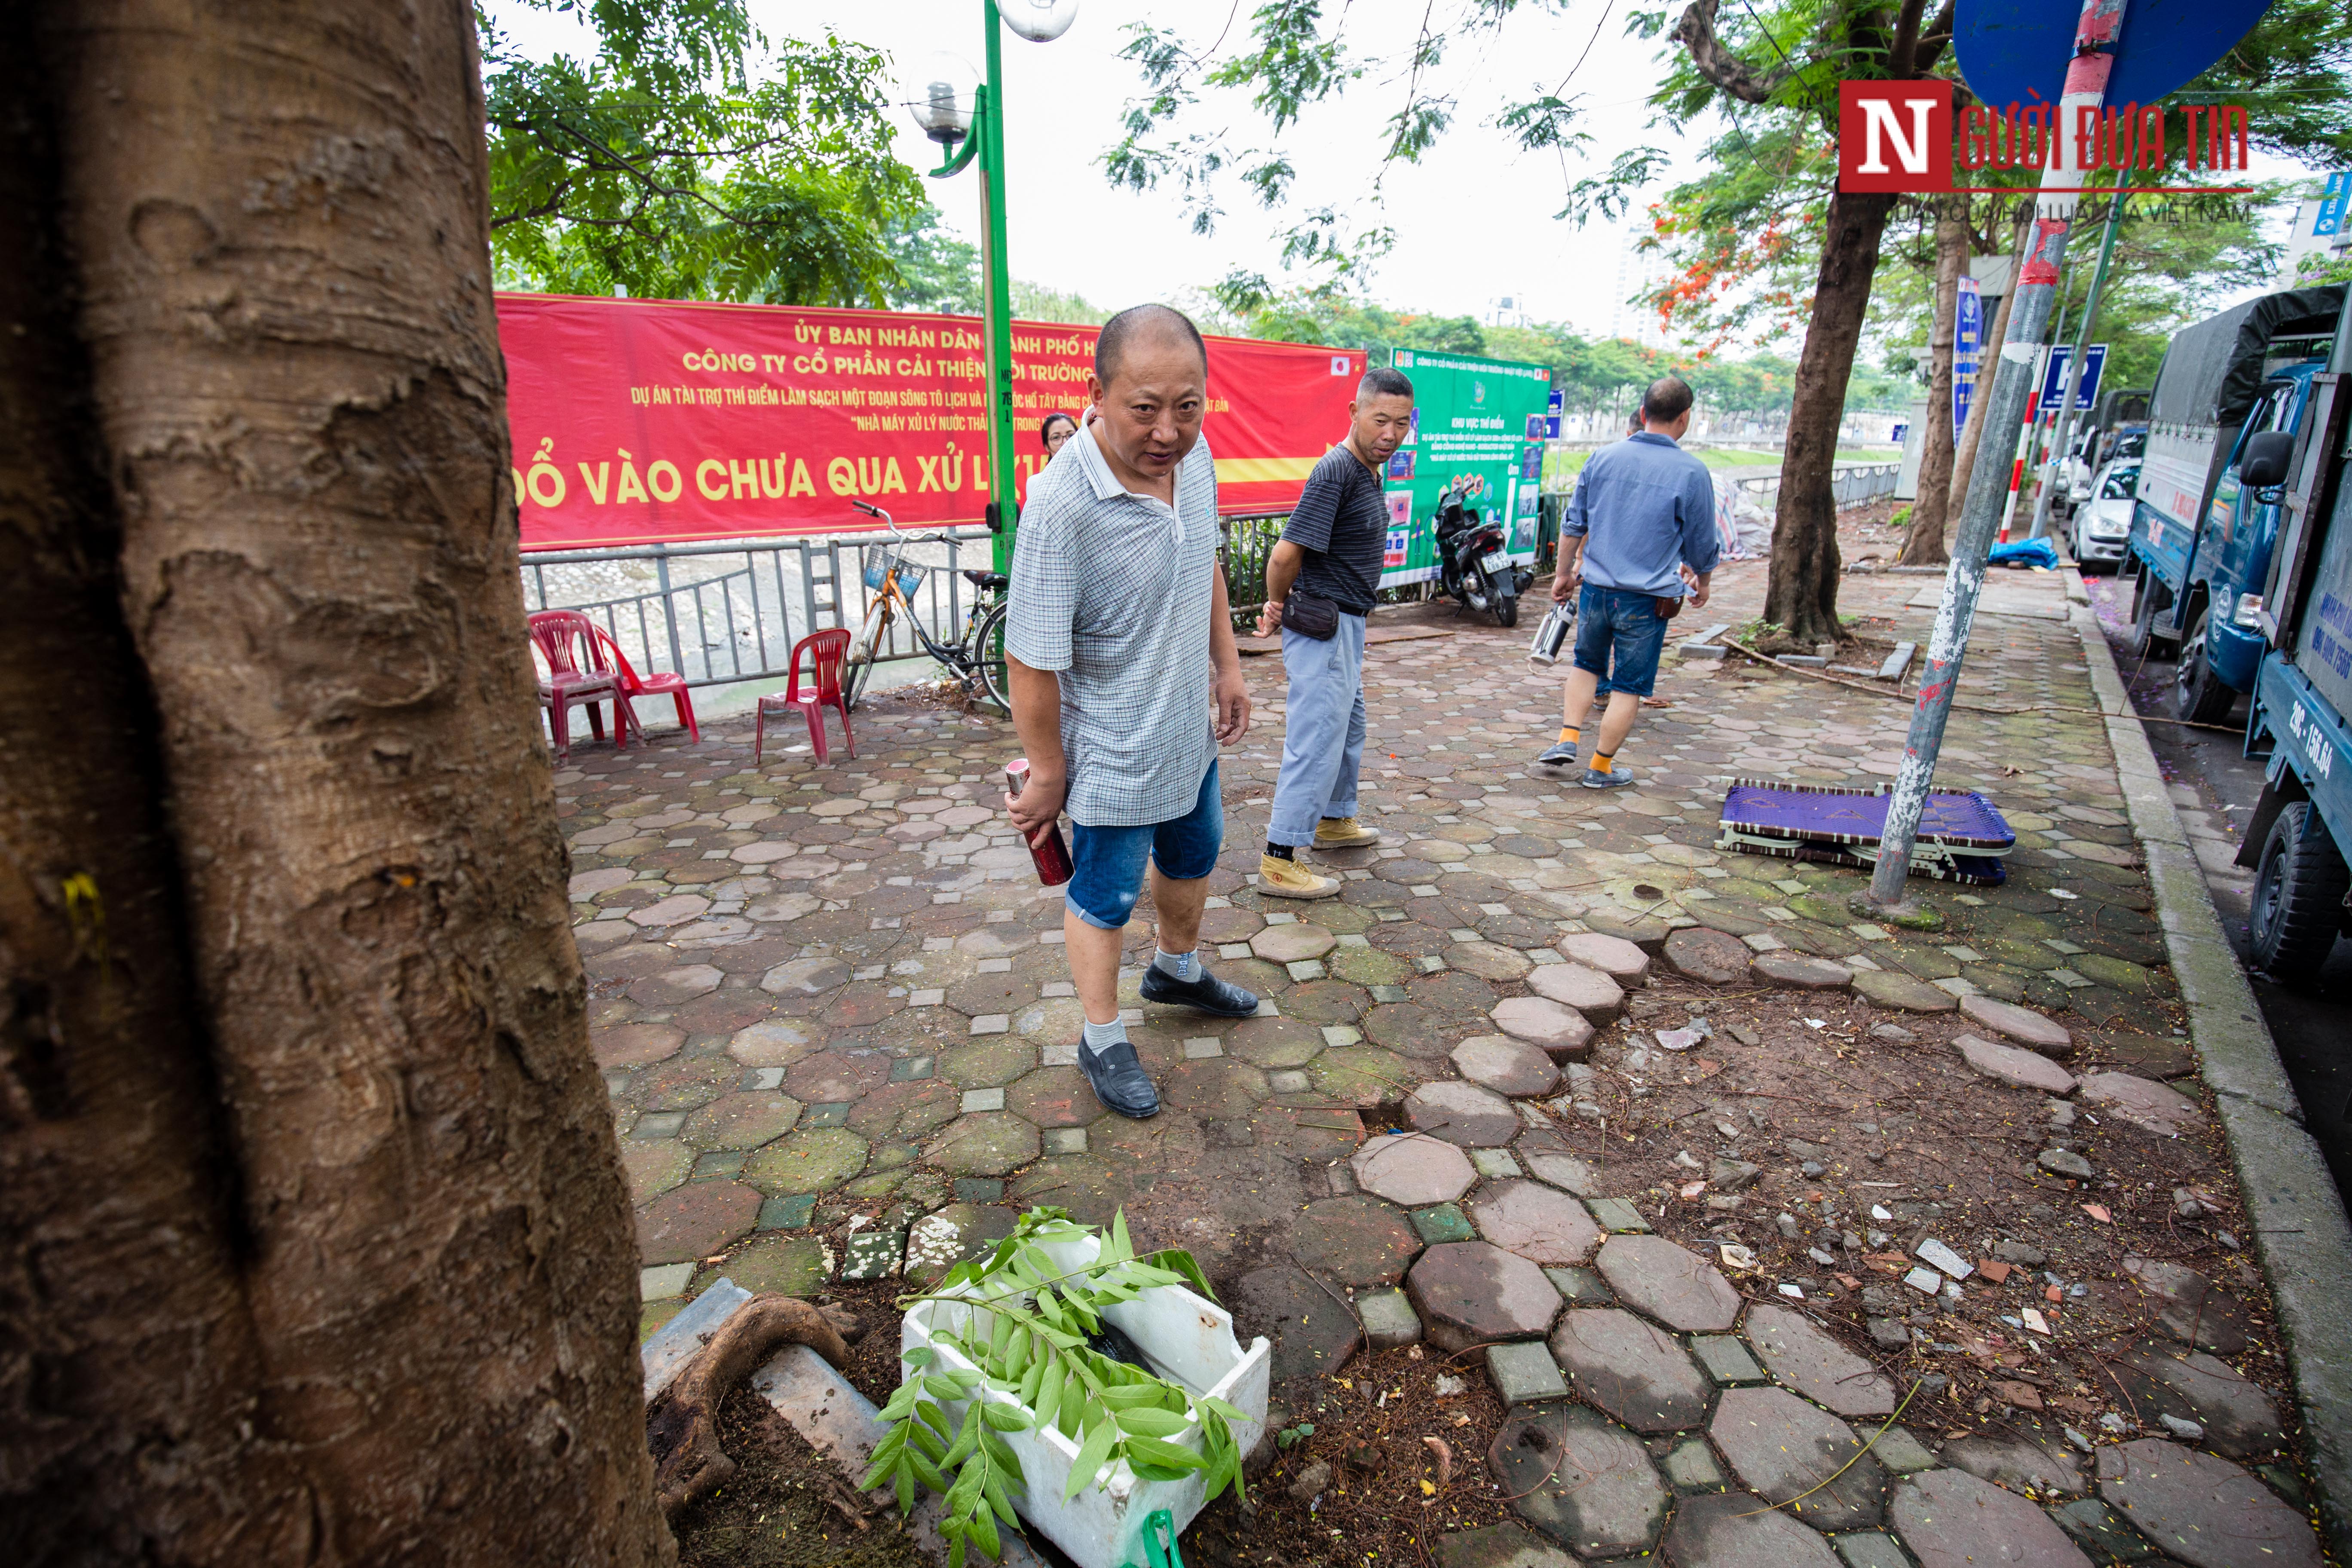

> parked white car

[{"left": 2070, "top": 459, "right": 2139, "bottom": 571}]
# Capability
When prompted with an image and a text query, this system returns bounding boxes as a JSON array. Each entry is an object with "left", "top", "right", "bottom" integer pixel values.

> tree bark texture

[
  {"left": 2, "top": 3, "right": 672, "bottom": 1565},
  {"left": 1763, "top": 187, "right": 1896, "bottom": 646},
  {"left": 1899, "top": 199, "right": 1970, "bottom": 566}
]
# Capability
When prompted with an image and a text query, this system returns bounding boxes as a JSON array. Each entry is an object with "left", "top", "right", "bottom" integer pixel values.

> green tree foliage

[
  {"left": 878, "top": 204, "right": 1110, "bottom": 324},
  {"left": 481, "top": 0, "right": 923, "bottom": 304}
]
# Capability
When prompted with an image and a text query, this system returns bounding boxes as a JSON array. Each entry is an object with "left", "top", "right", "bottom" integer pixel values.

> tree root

[{"left": 646, "top": 1295, "right": 862, "bottom": 1521}]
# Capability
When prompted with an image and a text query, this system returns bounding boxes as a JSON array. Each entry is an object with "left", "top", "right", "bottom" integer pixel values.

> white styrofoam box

[{"left": 899, "top": 1234, "right": 1270, "bottom": 1568}]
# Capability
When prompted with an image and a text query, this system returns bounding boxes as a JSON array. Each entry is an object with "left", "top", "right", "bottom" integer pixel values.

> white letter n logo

[{"left": 1856, "top": 97, "right": 1935, "bottom": 174}]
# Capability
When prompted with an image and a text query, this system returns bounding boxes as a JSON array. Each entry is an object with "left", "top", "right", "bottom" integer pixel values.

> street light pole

[{"left": 913, "top": 2, "right": 1077, "bottom": 576}]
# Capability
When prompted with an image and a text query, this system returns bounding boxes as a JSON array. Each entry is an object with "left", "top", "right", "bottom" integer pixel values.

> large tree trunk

[
  {"left": 1899, "top": 199, "right": 1971, "bottom": 566},
  {"left": 2, "top": 4, "right": 672, "bottom": 1565},
  {"left": 1763, "top": 187, "right": 1897, "bottom": 646}
]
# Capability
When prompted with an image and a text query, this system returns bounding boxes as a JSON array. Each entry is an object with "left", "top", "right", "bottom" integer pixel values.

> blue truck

[
  {"left": 2240, "top": 325, "right": 2352, "bottom": 978},
  {"left": 2123, "top": 286, "right": 2344, "bottom": 725}
]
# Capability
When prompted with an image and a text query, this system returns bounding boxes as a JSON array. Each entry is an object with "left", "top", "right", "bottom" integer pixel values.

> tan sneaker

[
  {"left": 1258, "top": 853, "right": 1341, "bottom": 899},
  {"left": 1314, "top": 815, "right": 1381, "bottom": 849}
]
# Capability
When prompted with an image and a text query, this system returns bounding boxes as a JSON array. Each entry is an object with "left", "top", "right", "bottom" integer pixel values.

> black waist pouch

[{"left": 1283, "top": 591, "right": 1340, "bottom": 640}]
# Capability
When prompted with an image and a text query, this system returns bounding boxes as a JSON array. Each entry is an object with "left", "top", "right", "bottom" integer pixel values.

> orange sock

[
  {"left": 1592, "top": 752, "right": 1616, "bottom": 774},
  {"left": 1558, "top": 726, "right": 1580, "bottom": 747}
]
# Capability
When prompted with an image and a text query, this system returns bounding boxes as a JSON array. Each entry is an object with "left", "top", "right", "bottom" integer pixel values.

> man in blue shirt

[{"left": 1537, "top": 376, "right": 1718, "bottom": 789}]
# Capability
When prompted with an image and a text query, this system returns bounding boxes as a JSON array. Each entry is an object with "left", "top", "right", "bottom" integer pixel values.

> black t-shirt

[{"left": 1282, "top": 443, "right": 1388, "bottom": 614}]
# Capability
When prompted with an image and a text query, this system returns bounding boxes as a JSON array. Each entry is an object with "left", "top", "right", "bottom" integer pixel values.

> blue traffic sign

[
  {"left": 1954, "top": 276, "right": 1984, "bottom": 433},
  {"left": 2038, "top": 343, "right": 2108, "bottom": 411},
  {"left": 1953, "top": 0, "right": 2273, "bottom": 121},
  {"left": 2318, "top": 173, "right": 2351, "bottom": 239}
]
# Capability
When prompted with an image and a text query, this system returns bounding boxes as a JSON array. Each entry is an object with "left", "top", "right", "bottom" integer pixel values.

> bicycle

[{"left": 841, "top": 499, "right": 1012, "bottom": 714}]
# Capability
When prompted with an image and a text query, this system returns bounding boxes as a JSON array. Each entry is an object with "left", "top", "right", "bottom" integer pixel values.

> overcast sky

[{"left": 489, "top": 1, "right": 2320, "bottom": 343}]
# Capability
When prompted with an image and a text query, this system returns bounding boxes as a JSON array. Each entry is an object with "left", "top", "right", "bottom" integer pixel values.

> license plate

[{"left": 1479, "top": 551, "right": 1512, "bottom": 576}]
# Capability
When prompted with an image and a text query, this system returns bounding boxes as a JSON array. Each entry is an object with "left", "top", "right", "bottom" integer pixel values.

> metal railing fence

[{"left": 519, "top": 527, "right": 997, "bottom": 690}]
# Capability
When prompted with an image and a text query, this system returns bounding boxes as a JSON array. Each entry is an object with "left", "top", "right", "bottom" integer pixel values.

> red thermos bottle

[{"left": 1005, "top": 759, "right": 1073, "bottom": 886}]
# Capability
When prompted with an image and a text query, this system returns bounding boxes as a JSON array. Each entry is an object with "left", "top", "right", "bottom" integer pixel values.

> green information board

[{"left": 1378, "top": 349, "right": 1553, "bottom": 588}]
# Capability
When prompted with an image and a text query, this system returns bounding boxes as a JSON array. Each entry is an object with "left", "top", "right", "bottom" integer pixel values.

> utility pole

[{"left": 2029, "top": 186, "right": 2127, "bottom": 539}]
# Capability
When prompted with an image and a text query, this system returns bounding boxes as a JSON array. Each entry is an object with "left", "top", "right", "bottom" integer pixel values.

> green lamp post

[{"left": 910, "top": 0, "right": 1079, "bottom": 574}]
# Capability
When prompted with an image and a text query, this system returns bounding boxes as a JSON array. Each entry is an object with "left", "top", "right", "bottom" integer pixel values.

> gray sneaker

[
  {"left": 1580, "top": 767, "right": 1634, "bottom": 790},
  {"left": 1536, "top": 741, "right": 1580, "bottom": 766}
]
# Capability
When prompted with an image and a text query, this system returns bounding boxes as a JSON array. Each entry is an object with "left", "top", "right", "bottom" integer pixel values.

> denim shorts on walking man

[
  {"left": 1066, "top": 760, "right": 1224, "bottom": 930},
  {"left": 1572, "top": 583, "right": 1671, "bottom": 697}
]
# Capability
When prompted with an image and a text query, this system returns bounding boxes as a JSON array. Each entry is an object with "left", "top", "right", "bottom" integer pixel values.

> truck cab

[{"left": 2125, "top": 288, "right": 2343, "bottom": 723}]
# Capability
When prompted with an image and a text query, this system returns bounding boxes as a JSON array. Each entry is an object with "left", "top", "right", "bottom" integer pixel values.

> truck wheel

[
  {"left": 2171, "top": 609, "right": 2238, "bottom": 725},
  {"left": 2250, "top": 801, "right": 2349, "bottom": 980},
  {"left": 2128, "top": 574, "right": 2175, "bottom": 658}
]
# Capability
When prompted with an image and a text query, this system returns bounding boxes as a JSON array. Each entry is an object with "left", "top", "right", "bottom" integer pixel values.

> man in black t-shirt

[{"left": 1253, "top": 366, "right": 1415, "bottom": 897}]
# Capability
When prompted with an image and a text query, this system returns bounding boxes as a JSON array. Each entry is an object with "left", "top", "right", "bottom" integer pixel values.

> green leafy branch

[{"left": 861, "top": 1208, "right": 1247, "bottom": 1568}]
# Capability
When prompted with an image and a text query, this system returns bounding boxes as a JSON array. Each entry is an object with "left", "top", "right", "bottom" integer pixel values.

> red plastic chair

[
  {"left": 756, "top": 629, "right": 855, "bottom": 765},
  {"left": 527, "top": 609, "right": 633, "bottom": 759},
  {"left": 585, "top": 622, "right": 699, "bottom": 744}
]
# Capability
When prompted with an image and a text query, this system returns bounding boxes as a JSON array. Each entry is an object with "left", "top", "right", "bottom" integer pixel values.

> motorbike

[{"left": 1433, "top": 483, "right": 1533, "bottom": 627}]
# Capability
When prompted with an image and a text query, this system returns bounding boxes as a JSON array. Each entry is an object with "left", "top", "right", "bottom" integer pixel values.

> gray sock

[
  {"left": 1153, "top": 948, "right": 1200, "bottom": 982},
  {"left": 1082, "top": 1017, "right": 1127, "bottom": 1057}
]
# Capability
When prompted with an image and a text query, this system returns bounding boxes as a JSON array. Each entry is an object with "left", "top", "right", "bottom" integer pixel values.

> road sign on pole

[
  {"left": 1954, "top": 0, "right": 2272, "bottom": 117},
  {"left": 2038, "top": 344, "right": 2109, "bottom": 412},
  {"left": 1954, "top": 276, "right": 1984, "bottom": 433}
]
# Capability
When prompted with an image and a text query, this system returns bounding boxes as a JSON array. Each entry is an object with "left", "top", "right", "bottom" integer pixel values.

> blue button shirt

[{"left": 1563, "top": 432, "right": 1721, "bottom": 596}]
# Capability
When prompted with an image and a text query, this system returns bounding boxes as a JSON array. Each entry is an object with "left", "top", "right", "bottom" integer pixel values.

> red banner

[{"left": 495, "top": 293, "right": 1365, "bottom": 551}]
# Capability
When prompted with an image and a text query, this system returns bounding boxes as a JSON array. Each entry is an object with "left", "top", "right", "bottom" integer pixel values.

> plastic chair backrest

[
  {"left": 528, "top": 609, "right": 603, "bottom": 677},
  {"left": 789, "top": 628, "right": 852, "bottom": 706},
  {"left": 583, "top": 621, "right": 645, "bottom": 689}
]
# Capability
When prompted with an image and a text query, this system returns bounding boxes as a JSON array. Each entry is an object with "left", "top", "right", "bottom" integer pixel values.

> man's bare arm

[
  {"left": 1211, "top": 564, "right": 1251, "bottom": 744},
  {"left": 1004, "top": 655, "right": 1067, "bottom": 841},
  {"left": 1254, "top": 540, "right": 1305, "bottom": 637}
]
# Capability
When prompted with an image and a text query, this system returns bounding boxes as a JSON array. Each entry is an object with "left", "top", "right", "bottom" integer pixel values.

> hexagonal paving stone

[
  {"left": 1489, "top": 996, "right": 1595, "bottom": 1059},
  {"left": 1891, "top": 1468, "right": 2092, "bottom": 1568},
  {"left": 1449, "top": 941, "right": 1535, "bottom": 982},
  {"left": 1743, "top": 1304, "right": 1896, "bottom": 1416},
  {"left": 1286, "top": 1196, "right": 1423, "bottom": 1288},
  {"left": 1408, "top": 1240, "right": 1560, "bottom": 1353},
  {"left": 1005, "top": 1066, "right": 1103, "bottom": 1128},
  {"left": 760, "top": 956, "right": 850, "bottom": 995},
  {"left": 1520, "top": 1147, "right": 1599, "bottom": 1197},
  {"left": 1711, "top": 1386, "right": 1886, "bottom": 1530},
  {"left": 1470, "top": 1180, "right": 1604, "bottom": 1266},
  {"left": 1313, "top": 1044, "right": 1421, "bottom": 1105},
  {"left": 1452, "top": 1034, "right": 1561, "bottom": 1098},
  {"left": 2108, "top": 1344, "right": 2281, "bottom": 1457},
  {"left": 1952, "top": 1032, "right": 2078, "bottom": 1094},
  {"left": 1406, "top": 1080, "right": 1522, "bottom": 1147},
  {"left": 1161, "top": 1058, "right": 1271, "bottom": 1118},
  {"left": 1352, "top": 1133, "right": 1479, "bottom": 1206},
  {"left": 1595, "top": 1235, "right": 1742, "bottom": 1332},
  {"left": 1224, "top": 1015, "right": 1329, "bottom": 1069},
  {"left": 781, "top": 1050, "right": 888, "bottom": 1106},
  {"left": 2096, "top": 1439, "right": 2321, "bottom": 1568},
  {"left": 1556, "top": 931, "right": 1651, "bottom": 980},
  {"left": 726, "top": 1019, "right": 821, "bottom": 1067},
  {"left": 1364, "top": 1002, "right": 1462, "bottom": 1059},
  {"left": 683, "top": 1091, "right": 805, "bottom": 1151},
  {"left": 1850, "top": 968, "right": 1958, "bottom": 1013},
  {"left": 597, "top": 1023, "right": 685, "bottom": 1068},
  {"left": 740, "top": 1126, "right": 869, "bottom": 1194},
  {"left": 620, "top": 1139, "right": 693, "bottom": 1202},
  {"left": 1749, "top": 953, "right": 1854, "bottom": 992},
  {"left": 2077, "top": 1072, "right": 2205, "bottom": 1137},
  {"left": 1012, "top": 995, "right": 1087, "bottom": 1041},
  {"left": 1664, "top": 928, "right": 1751, "bottom": 986},
  {"left": 1431, "top": 1522, "right": 1575, "bottom": 1568},
  {"left": 1940, "top": 1434, "right": 2085, "bottom": 1498},
  {"left": 1524, "top": 961, "right": 1626, "bottom": 1023},
  {"left": 1549, "top": 1308, "right": 1711, "bottom": 1432},
  {"left": 1234, "top": 1262, "right": 1362, "bottom": 1382},
  {"left": 636, "top": 1179, "right": 763, "bottom": 1264},
  {"left": 1660, "top": 1491, "right": 1841, "bottom": 1568},
  {"left": 940, "top": 1036, "right": 1039, "bottom": 1089},
  {"left": 1488, "top": 1403, "right": 1670, "bottom": 1558},
  {"left": 628, "top": 964, "right": 725, "bottom": 1005},
  {"left": 637, "top": 1056, "right": 738, "bottom": 1111},
  {"left": 703, "top": 1234, "right": 829, "bottom": 1298},
  {"left": 925, "top": 1112, "right": 1042, "bottom": 1177},
  {"left": 1957, "top": 993, "right": 2073, "bottom": 1052},
  {"left": 1252, "top": 922, "right": 1338, "bottom": 964}
]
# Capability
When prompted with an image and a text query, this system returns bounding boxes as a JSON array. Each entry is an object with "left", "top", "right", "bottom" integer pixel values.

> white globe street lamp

[
  {"left": 1000, "top": 0, "right": 1080, "bottom": 43},
  {"left": 909, "top": 52, "right": 980, "bottom": 147}
]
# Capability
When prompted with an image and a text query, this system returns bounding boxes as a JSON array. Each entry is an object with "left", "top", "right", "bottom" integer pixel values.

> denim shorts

[
  {"left": 1066, "top": 760, "right": 1223, "bottom": 930},
  {"left": 1571, "top": 584, "right": 1672, "bottom": 698}
]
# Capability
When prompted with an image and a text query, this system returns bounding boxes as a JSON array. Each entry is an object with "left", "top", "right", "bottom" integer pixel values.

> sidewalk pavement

[{"left": 574, "top": 543, "right": 2332, "bottom": 1566}]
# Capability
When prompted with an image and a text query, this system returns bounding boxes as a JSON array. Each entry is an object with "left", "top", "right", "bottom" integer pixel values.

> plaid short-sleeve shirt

[{"left": 1005, "top": 423, "right": 1221, "bottom": 827}]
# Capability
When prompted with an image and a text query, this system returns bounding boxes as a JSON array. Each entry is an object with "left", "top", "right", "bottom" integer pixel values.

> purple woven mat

[{"left": 1720, "top": 780, "right": 2015, "bottom": 851}]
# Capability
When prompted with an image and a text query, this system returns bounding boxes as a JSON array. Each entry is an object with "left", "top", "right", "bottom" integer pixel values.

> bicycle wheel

[
  {"left": 844, "top": 606, "right": 888, "bottom": 711},
  {"left": 974, "top": 602, "right": 1013, "bottom": 714}
]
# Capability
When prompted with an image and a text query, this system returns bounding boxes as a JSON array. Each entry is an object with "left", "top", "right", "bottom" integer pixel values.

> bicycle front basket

[{"left": 861, "top": 543, "right": 901, "bottom": 592}]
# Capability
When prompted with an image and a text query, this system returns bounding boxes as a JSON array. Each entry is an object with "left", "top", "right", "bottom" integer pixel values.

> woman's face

[{"left": 1044, "top": 418, "right": 1076, "bottom": 457}]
